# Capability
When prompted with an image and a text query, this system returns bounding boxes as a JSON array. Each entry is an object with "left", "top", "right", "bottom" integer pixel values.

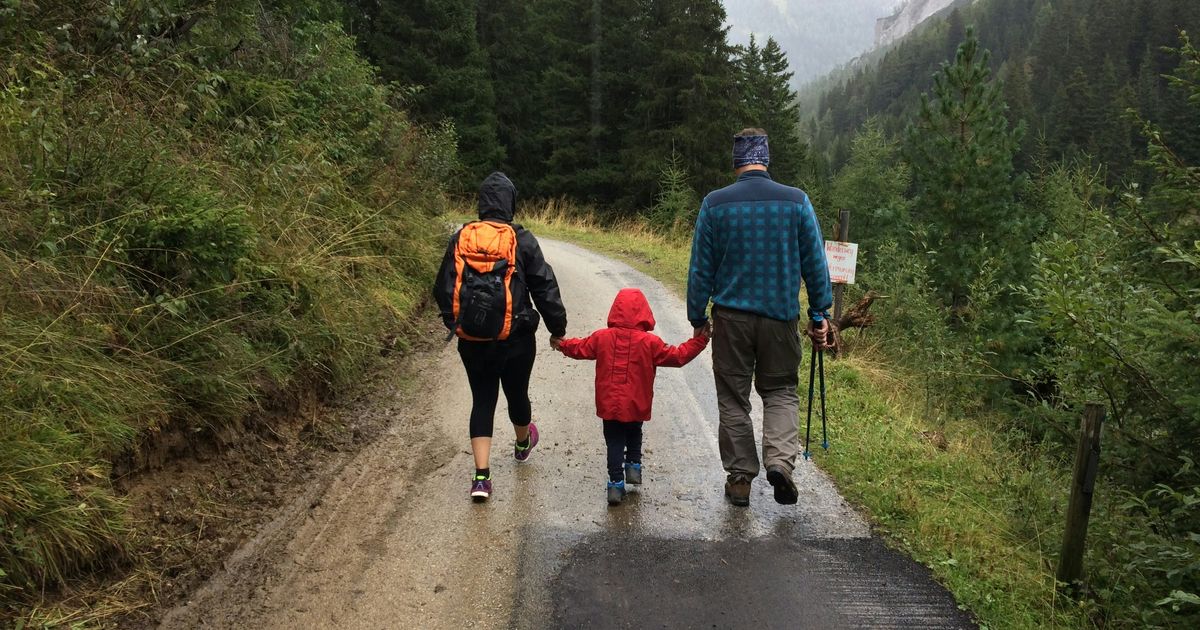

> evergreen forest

[{"left": 346, "top": 0, "right": 806, "bottom": 208}]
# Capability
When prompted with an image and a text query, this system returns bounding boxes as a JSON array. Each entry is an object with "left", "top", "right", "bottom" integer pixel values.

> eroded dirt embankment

[{"left": 27, "top": 320, "right": 449, "bottom": 628}]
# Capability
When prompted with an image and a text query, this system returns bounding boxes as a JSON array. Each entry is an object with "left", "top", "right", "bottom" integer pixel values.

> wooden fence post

[
  {"left": 1056, "top": 403, "right": 1105, "bottom": 596},
  {"left": 832, "top": 209, "right": 851, "bottom": 324},
  {"left": 829, "top": 210, "right": 850, "bottom": 357}
]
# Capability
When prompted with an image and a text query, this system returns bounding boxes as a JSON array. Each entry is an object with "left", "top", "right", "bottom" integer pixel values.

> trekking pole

[
  {"left": 803, "top": 345, "right": 817, "bottom": 460},
  {"left": 819, "top": 346, "right": 829, "bottom": 451}
]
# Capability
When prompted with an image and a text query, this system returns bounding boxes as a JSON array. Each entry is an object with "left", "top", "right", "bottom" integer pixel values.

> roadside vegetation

[{"left": 1, "top": 1, "right": 450, "bottom": 619}]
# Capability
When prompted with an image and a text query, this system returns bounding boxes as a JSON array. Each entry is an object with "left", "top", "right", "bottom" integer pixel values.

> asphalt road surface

[{"left": 161, "top": 239, "right": 975, "bottom": 629}]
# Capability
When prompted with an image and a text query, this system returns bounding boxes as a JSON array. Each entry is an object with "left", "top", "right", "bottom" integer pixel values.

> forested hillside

[
  {"left": 1, "top": 0, "right": 449, "bottom": 617},
  {"left": 799, "top": 0, "right": 1200, "bottom": 624},
  {"left": 804, "top": 0, "right": 1200, "bottom": 177}
]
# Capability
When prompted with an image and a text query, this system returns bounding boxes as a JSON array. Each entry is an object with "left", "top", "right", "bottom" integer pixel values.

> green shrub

[{"left": 646, "top": 151, "right": 700, "bottom": 235}]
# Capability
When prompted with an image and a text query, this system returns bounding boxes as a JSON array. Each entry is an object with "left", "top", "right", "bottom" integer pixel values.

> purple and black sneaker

[
  {"left": 470, "top": 474, "right": 492, "bottom": 502},
  {"left": 514, "top": 422, "right": 539, "bottom": 462}
]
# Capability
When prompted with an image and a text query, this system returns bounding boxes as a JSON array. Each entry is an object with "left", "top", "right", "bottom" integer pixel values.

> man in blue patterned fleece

[{"left": 687, "top": 127, "right": 835, "bottom": 507}]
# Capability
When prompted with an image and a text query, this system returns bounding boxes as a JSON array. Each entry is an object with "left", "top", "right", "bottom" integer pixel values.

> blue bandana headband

[{"left": 732, "top": 134, "right": 770, "bottom": 169}]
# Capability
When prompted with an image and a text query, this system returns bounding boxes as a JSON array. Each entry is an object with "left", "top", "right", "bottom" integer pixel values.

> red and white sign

[{"left": 825, "top": 241, "right": 859, "bottom": 285}]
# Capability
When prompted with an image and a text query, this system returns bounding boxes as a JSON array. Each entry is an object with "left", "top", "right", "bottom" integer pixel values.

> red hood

[{"left": 607, "top": 288, "right": 656, "bottom": 331}]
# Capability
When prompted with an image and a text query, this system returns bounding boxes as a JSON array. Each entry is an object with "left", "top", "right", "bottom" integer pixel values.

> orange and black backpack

[{"left": 450, "top": 221, "right": 519, "bottom": 340}]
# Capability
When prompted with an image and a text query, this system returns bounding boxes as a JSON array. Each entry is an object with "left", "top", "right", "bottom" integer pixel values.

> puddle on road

[{"left": 537, "top": 535, "right": 976, "bottom": 630}]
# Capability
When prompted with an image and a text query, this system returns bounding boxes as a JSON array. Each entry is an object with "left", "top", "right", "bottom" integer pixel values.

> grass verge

[{"left": 516, "top": 200, "right": 1090, "bottom": 629}]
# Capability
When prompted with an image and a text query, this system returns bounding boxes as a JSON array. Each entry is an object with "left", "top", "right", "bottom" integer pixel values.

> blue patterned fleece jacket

[{"left": 687, "top": 170, "right": 833, "bottom": 327}]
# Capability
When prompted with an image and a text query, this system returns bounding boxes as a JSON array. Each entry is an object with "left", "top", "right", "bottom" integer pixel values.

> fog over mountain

[{"left": 723, "top": 0, "right": 901, "bottom": 85}]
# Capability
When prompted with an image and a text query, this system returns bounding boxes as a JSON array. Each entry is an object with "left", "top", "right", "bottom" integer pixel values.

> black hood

[{"left": 477, "top": 172, "right": 517, "bottom": 222}]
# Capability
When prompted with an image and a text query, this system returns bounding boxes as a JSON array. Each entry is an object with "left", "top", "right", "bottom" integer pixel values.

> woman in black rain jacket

[{"left": 433, "top": 172, "right": 567, "bottom": 501}]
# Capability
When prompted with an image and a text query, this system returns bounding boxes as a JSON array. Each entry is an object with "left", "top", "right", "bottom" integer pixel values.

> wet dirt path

[{"left": 161, "top": 239, "right": 974, "bottom": 629}]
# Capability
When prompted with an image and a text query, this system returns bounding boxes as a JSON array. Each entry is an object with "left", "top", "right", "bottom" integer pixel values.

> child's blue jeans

[{"left": 602, "top": 420, "right": 643, "bottom": 482}]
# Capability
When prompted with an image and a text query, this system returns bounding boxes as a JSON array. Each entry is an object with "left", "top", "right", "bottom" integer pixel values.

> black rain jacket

[{"left": 433, "top": 172, "right": 568, "bottom": 339}]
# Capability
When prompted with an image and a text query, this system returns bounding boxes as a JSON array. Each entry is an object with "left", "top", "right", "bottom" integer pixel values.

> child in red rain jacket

[{"left": 556, "top": 288, "right": 709, "bottom": 505}]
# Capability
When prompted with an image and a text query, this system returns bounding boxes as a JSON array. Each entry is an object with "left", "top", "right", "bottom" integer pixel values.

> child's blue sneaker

[
  {"left": 624, "top": 462, "right": 643, "bottom": 485},
  {"left": 606, "top": 480, "right": 626, "bottom": 506}
]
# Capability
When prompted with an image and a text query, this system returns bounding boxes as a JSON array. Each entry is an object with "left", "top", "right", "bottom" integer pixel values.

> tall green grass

[{"left": 1, "top": 3, "right": 449, "bottom": 609}]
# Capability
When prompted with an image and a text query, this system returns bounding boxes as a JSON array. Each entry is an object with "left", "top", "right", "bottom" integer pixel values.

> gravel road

[{"left": 160, "top": 238, "right": 974, "bottom": 629}]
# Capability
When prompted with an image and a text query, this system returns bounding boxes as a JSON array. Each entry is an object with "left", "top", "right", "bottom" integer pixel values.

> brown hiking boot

[
  {"left": 766, "top": 465, "right": 798, "bottom": 505},
  {"left": 724, "top": 479, "right": 751, "bottom": 507}
]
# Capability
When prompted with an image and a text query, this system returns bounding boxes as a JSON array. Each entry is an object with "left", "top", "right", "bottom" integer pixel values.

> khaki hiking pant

[{"left": 712, "top": 306, "right": 802, "bottom": 482}]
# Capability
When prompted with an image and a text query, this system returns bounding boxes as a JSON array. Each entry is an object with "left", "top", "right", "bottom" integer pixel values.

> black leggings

[
  {"left": 603, "top": 420, "right": 644, "bottom": 482},
  {"left": 458, "top": 336, "right": 536, "bottom": 438}
]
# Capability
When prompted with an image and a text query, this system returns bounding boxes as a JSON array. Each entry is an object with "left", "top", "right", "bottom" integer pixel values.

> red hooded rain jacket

[{"left": 558, "top": 288, "right": 708, "bottom": 422}]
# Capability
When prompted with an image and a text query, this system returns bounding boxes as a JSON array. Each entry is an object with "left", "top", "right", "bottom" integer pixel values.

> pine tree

[
  {"left": 831, "top": 118, "right": 912, "bottom": 255},
  {"left": 1001, "top": 53, "right": 1036, "bottom": 170},
  {"left": 905, "top": 28, "right": 1026, "bottom": 308},
  {"left": 1135, "top": 44, "right": 1163, "bottom": 122},
  {"left": 530, "top": 0, "right": 600, "bottom": 199},
  {"left": 358, "top": 0, "right": 503, "bottom": 183},
  {"left": 476, "top": 0, "right": 543, "bottom": 184},
  {"left": 1160, "top": 33, "right": 1200, "bottom": 165},
  {"left": 736, "top": 36, "right": 807, "bottom": 185},
  {"left": 618, "top": 0, "right": 740, "bottom": 207},
  {"left": 738, "top": 35, "right": 764, "bottom": 117},
  {"left": 584, "top": 0, "right": 651, "bottom": 206},
  {"left": 1092, "top": 57, "right": 1134, "bottom": 179},
  {"left": 1048, "top": 66, "right": 1097, "bottom": 159},
  {"left": 944, "top": 8, "right": 966, "bottom": 61}
]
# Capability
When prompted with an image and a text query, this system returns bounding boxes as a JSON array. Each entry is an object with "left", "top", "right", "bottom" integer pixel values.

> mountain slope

[{"left": 803, "top": 0, "right": 1200, "bottom": 176}]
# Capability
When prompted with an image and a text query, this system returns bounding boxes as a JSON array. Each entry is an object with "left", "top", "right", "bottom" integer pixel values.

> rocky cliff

[{"left": 874, "top": 0, "right": 963, "bottom": 48}]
